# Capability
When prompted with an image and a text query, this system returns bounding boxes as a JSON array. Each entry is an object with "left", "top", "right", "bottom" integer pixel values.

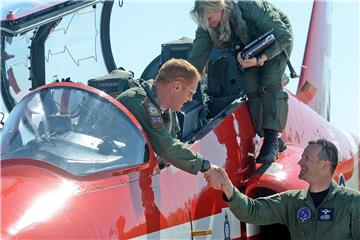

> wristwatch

[
  {"left": 200, "top": 159, "right": 211, "bottom": 173},
  {"left": 158, "top": 160, "right": 170, "bottom": 170}
]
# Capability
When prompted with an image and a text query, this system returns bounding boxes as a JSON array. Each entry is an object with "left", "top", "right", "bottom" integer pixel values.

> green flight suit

[
  {"left": 117, "top": 80, "right": 204, "bottom": 175},
  {"left": 188, "top": 0, "right": 293, "bottom": 136},
  {"left": 226, "top": 181, "right": 360, "bottom": 239}
]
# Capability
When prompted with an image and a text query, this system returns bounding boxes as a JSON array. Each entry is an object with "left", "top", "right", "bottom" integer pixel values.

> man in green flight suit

[
  {"left": 188, "top": 0, "right": 293, "bottom": 163},
  {"left": 205, "top": 139, "right": 360, "bottom": 239},
  {"left": 117, "top": 58, "right": 213, "bottom": 175}
]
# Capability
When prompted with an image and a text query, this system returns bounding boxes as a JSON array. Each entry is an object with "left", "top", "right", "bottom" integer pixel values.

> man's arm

[
  {"left": 145, "top": 126, "right": 204, "bottom": 174},
  {"left": 351, "top": 193, "right": 360, "bottom": 239},
  {"left": 118, "top": 92, "right": 204, "bottom": 175},
  {"left": 206, "top": 167, "right": 288, "bottom": 225}
]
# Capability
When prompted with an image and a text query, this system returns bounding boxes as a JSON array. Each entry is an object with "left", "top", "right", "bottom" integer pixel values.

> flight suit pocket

[
  {"left": 293, "top": 221, "right": 314, "bottom": 240},
  {"left": 262, "top": 90, "right": 288, "bottom": 131},
  {"left": 274, "top": 90, "right": 288, "bottom": 130},
  {"left": 322, "top": 213, "right": 350, "bottom": 239}
]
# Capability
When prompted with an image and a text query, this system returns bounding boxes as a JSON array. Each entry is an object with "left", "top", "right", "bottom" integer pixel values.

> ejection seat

[{"left": 206, "top": 47, "right": 245, "bottom": 117}]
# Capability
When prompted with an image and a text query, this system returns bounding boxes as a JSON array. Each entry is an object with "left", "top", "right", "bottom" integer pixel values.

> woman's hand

[{"left": 237, "top": 53, "right": 267, "bottom": 69}]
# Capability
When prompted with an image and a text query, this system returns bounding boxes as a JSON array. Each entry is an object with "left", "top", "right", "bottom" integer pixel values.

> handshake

[{"left": 204, "top": 165, "right": 234, "bottom": 200}]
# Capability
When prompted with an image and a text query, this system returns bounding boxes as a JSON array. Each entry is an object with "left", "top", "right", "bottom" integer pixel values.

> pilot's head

[
  {"left": 298, "top": 139, "right": 339, "bottom": 183},
  {"left": 155, "top": 58, "right": 200, "bottom": 112}
]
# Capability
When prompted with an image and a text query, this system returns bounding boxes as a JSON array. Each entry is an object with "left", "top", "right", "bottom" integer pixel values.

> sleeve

[
  {"left": 227, "top": 187, "right": 288, "bottom": 225},
  {"left": 351, "top": 194, "right": 360, "bottom": 239},
  {"left": 188, "top": 27, "right": 214, "bottom": 73},
  {"left": 144, "top": 124, "right": 204, "bottom": 175},
  {"left": 118, "top": 94, "right": 204, "bottom": 175},
  {"left": 241, "top": 0, "right": 293, "bottom": 60}
]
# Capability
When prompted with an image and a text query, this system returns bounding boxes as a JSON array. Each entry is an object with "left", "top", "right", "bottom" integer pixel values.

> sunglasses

[{"left": 315, "top": 139, "right": 332, "bottom": 161}]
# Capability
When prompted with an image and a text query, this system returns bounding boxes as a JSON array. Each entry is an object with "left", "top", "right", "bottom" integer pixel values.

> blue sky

[
  {"left": 330, "top": 1, "right": 359, "bottom": 137},
  {"left": 1, "top": 0, "right": 359, "bottom": 137}
]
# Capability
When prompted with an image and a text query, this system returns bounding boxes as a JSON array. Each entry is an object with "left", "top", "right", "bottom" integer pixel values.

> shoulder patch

[{"left": 143, "top": 98, "right": 164, "bottom": 128}]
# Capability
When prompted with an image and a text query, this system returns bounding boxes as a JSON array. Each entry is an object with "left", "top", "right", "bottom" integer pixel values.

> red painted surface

[
  {"left": 1, "top": 1, "right": 359, "bottom": 239},
  {"left": 0, "top": 92, "right": 254, "bottom": 238},
  {"left": 2, "top": 85, "right": 358, "bottom": 239}
]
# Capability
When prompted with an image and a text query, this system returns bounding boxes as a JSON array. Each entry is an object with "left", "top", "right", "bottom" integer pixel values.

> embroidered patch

[
  {"left": 317, "top": 208, "right": 334, "bottom": 221},
  {"left": 148, "top": 105, "right": 159, "bottom": 115},
  {"left": 297, "top": 207, "right": 311, "bottom": 223},
  {"left": 143, "top": 99, "right": 163, "bottom": 128}
]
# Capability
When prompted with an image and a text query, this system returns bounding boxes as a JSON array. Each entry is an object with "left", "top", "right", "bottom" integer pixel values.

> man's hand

[
  {"left": 204, "top": 167, "right": 234, "bottom": 200},
  {"left": 204, "top": 165, "right": 223, "bottom": 190}
]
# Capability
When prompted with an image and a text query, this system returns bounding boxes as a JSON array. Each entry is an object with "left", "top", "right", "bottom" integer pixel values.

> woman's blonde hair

[{"left": 190, "top": 0, "right": 234, "bottom": 42}]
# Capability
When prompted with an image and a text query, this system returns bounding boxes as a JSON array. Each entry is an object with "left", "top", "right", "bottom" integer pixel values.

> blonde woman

[{"left": 188, "top": 0, "right": 293, "bottom": 163}]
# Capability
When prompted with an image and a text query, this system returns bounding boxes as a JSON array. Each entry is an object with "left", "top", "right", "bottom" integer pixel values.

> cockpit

[{"left": 1, "top": 85, "right": 147, "bottom": 176}]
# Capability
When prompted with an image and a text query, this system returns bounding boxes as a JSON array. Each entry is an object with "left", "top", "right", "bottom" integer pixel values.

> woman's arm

[
  {"left": 188, "top": 27, "right": 214, "bottom": 73},
  {"left": 240, "top": 0, "right": 293, "bottom": 61}
]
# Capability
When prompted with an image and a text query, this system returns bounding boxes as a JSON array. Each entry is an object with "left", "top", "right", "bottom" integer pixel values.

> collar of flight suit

[
  {"left": 141, "top": 80, "right": 163, "bottom": 112},
  {"left": 298, "top": 180, "right": 340, "bottom": 209}
]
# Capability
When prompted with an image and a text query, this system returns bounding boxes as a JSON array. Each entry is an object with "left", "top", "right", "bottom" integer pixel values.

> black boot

[
  {"left": 256, "top": 129, "right": 279, "bottom": 164},
  {"left": 278, "top": 134, "right": 287, "bottom": 152}
]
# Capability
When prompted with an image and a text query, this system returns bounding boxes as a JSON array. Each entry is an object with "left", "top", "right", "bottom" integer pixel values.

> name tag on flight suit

[{"left": 317, "top": 208, "right": 334, "bottom": 221}]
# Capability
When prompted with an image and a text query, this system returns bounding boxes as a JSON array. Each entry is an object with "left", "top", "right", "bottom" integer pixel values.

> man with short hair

[
  {"left": 117, "top": 58, "right": 212, "bottom": 175},
  {"left": 205, "top": 139, "right": 360, "bottom": 239}
]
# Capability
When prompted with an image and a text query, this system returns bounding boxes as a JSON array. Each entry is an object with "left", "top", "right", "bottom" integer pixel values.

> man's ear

[
  {"left": 172, "top": 79, "right": 183, "bottom": 92},
  {"left": 321, "top": 160, "right": 331, "bottom": 171}
]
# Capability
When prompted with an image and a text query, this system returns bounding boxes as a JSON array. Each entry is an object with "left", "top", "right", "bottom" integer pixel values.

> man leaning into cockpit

[{"left": 117, "top": 58, "right": 215, "bottom": 176}]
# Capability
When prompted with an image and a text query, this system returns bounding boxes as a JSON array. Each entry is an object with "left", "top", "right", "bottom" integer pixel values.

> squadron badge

[
  {"left": 297, "top": 207, "right": 311, "bottom": 223},
  {"left": 148, "top": 105, "right": 158, "bottom": 115},
  {"left": 143, "top": 99, "right": 164, "bottom": 128}
]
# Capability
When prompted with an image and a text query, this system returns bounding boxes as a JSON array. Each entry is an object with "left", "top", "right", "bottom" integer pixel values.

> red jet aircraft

[{"left": 1, "top": 1, "right": 359, "bottom": 239}]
